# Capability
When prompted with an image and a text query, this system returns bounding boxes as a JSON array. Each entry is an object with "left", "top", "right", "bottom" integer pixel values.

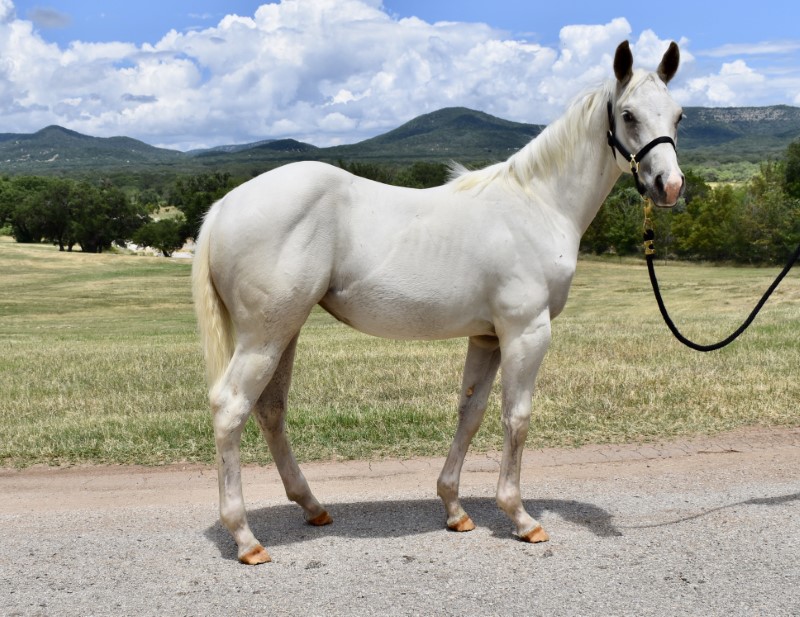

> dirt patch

[{"left": 2, "top": 425, "right": 797, "bottom": 515}]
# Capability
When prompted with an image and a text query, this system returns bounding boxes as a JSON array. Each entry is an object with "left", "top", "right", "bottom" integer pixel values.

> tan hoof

[
  {"left": 520, "top": 525, "right": 550, "bottom": 543},
  {"left": 308, "top": 510, "right": 333, "bottom": 526},
  {"left": 447, "top": 513, "right": 476, "bottom": 532},
  {"left": 239, "top": 544, "right": 272, "bottom": 565}
]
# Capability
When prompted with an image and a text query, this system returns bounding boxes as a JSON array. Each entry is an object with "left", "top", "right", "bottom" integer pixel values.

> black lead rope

[
  {"left": 643, "top": 203, "right": 800, "bottom": 352},
  {"left": 608, "top": 99, "right": 800, "bottom": 351}
]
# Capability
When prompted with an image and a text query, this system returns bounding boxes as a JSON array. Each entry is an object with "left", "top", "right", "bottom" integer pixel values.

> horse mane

[{"left": 448, "top": 70, "right": 654, "bottom": 195}]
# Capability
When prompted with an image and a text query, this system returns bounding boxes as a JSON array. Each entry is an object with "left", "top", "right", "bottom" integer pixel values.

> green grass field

[{"left": 1, "top": 238, "right": 798, "bottom": 467}]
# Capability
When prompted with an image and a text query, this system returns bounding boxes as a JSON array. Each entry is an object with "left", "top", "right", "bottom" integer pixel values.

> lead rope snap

[
  {"left": 629, "top": 154, "right": 639, "bottom": 174},
  {"left": 642, "top": 199, "right": 655, "bottom": 256}
]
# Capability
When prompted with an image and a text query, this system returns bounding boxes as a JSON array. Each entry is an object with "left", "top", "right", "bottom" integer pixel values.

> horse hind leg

[
  {"left": 252, "top": 334, "right": 332, "bottom": 527},
  {"left": 437, "top": 336, "right": 501, "bottom": 532},
  {"left": 211, "top": 335, "right": 298, "bottom": 565}
]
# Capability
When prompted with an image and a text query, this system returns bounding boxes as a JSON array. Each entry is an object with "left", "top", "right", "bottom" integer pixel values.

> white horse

[{"left": 193, "top": 41, "right": 684, "bottom": 564}]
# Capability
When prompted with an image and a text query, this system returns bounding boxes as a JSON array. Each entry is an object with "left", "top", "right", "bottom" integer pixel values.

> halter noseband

[{"left": 606, "top": 100, "right": 676, "bottom": 196}]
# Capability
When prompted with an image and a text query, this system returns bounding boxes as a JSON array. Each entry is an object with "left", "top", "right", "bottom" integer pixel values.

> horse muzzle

[{"left": 649, "top": 170, "right": 685, "bottom": 208}]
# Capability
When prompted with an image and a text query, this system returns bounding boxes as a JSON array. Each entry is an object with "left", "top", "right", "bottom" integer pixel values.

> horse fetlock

[{"left": 495, "top": 486, "right": 521, "bottom": 514}]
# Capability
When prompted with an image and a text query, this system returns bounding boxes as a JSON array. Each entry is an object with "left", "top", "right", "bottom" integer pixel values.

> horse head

[{"left": 608, "top": 40, "right": 684, "bottom": 207}]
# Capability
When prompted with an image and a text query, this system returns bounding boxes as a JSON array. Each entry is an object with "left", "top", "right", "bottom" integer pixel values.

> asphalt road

[{"left": 1, "top": 427, "right": 798, "bottom": 616}]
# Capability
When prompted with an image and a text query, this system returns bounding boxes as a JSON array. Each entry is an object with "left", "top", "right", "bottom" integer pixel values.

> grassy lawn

[{"left": 1, "top": 237, "right": 798, "bottom": 467}]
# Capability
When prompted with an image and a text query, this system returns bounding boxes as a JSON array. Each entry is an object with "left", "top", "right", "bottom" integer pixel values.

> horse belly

[{"left": 320, "top": 281, "right": 494, "bottom": 341}]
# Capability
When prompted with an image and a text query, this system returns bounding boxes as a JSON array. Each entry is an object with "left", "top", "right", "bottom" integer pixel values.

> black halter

[{"left": 606, "top": 100, "right": 676, "bottom": 196}]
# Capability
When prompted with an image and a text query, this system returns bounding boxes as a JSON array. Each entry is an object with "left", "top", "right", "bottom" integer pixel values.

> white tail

[{"left": 192, "top": 202, "right": 235, "bottom": 389}]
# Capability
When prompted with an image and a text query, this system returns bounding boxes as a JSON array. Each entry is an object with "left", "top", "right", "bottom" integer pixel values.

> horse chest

[{"left": 546, "top": 254, "right": 577, "bottom": 318}]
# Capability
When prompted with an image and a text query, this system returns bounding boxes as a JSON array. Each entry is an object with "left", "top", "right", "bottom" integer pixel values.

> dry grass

[{"left": 1, "top": 238, "right": 798, "bottom": 467}]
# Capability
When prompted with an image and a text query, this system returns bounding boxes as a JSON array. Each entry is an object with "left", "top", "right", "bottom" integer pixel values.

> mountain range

[{"left": 2, "top": 105, "right": 800, "bottom": 177}]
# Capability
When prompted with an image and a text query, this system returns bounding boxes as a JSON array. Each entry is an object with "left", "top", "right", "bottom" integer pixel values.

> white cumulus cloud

[
  {"left": 0, "top": 0, "right": 797, "bottom": 150},
  {"left": 673, "top": 59, "right": 768, "bottom": 106}
]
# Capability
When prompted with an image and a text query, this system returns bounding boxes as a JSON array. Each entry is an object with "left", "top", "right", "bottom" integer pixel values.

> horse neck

[{"left": 514, "top": 87, "right": 622, "bottom": 236}]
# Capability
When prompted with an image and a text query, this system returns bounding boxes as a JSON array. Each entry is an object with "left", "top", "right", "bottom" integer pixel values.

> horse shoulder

[{"left": 471, "top": 196, "right": 579, "bottom": 323}]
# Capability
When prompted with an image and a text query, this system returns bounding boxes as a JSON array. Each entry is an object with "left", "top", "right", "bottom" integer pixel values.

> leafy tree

[
  {"left": 742, "top": 161, "right": 800, "bottom": 263},
  {"left": 671, "top": 184, "right": 746, "bottom": 261},
  {"left": 68, "top": 181, "right": 146, "bottom": 253},
  {"left": 132, "top": 217, "right": 186, "bottom": 257},
  {"left": 0, "top": 176, "right": 12, "bottom": 227},
  {"left": 38, "top": 178, "right": 77, "bottom": 251},
  {"left": 396, "top": 161, "right": 449, "bottom": 188},
  {"left": 170, "top": 172, "right": 238, "bottom": 240},
  {"left": 337, "top": 160, "right": 397, "bottom": 184},
  {"left": 582, "top": 179, "right": 643, "bottom": 256},
  {"left": 2, "top": 176, "right": 147, "bottom": 251},
  {"left": 134, "top": 188, "right": 164, "bottom": 214},
  {"left": 3, "top": 177, "right": 54, "bottom": 243},
  {"left": 338, "top": 160, "right": 449, "bottom": 188},
  {"left": 783, "top": 140, "right": 800, "bottom": 200},
  {"left": 681, "top": 168, "right": 711, "bottom": 205}
]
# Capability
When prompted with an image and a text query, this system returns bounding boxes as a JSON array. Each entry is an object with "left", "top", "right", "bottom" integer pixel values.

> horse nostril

[{"left": 655, "top": 174, "right": 665, "bottom": 194}]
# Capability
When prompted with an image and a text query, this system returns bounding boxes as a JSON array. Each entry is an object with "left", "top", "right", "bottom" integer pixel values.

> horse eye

[
  {"left": 676, "top": 112, "right": 685, "bottom": 126},
  {"left": 621, "top": 110, "right": 635, "bottom": 123}
]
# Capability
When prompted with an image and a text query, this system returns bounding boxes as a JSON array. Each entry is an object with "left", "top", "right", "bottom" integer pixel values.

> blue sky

[
  {"left": 2, "top": 0, "right": 800, "bottom": 150},
  {"left": 12, "top": 1, "right": 796, "bottom": 52}
]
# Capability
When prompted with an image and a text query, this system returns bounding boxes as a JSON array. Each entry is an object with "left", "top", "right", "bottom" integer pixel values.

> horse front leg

[
  {"left": 496, "top": 315, "right": 552, "bottom": 543},
  {"left": 437, "top": 335, "right": 501, "bottom": 532}
]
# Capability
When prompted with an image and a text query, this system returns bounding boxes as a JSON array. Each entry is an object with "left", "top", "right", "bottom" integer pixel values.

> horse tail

[{"left": 192, "top": 202, "right": 235, "bottom": 391}]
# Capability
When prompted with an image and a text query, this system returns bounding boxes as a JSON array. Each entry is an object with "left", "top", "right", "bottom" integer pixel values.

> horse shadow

[
  {"left": 204, "top": 490, "right": 800, "bottom": 561},
  {"left": 204, "top": 496, "right": 621, "bottom": 562}
]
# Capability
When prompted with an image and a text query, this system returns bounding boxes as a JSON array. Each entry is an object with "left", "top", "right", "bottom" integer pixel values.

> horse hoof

[
  {"left": 308, "top": 511, "right": 333, "bottom": 526},
  {"left": 520, "top": 525, "right": 550, "bottom": 544},
  {"left": 240, "top": 544, "right": 272, "bottom": 565},
  {"left": 447, "top": 513, "right": 476, "bottom": 532}
]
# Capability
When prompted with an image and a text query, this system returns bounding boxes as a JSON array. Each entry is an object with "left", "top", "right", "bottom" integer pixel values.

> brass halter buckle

[{"left": 629, "top": 154, "right": 640, "bottom": 174}]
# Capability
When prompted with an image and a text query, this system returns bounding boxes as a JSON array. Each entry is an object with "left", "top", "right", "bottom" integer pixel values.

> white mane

[{"left": 449, "top": 70, "right": 655, "bottom": 195}]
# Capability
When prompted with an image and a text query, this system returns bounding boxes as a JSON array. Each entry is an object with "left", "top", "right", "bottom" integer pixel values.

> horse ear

[
  {"left": 657, "top": 42, "right": 680, "bottom": 84},
  {"left": 614, "top": 41, "right": 634, "bottom": 84}
]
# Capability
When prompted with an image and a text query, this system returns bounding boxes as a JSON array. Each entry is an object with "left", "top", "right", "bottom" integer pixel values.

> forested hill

[
  {"left": 679, "top": 105, "right": 800, "bottom": 163},
  {"left": 3, "top": 105, "right": 800, "bottom": 176},
  {"left": 0, "top": 125, "right": 185, "bottom": 172},
  {"left": 324, "top": 107, "right": 542, "bottom": 160}
]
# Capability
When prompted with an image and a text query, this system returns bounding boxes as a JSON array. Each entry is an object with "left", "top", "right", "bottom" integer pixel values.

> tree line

[
  {"left": 0, "top": 162, "right": 447, "bottom": 256},
  {"left": 582, "top": 150, "right": 800, "bottom": 263},
  {"left": 1, "top": 149, "right": 799, "bottom": 263},
  {"left": 0, "top": 171, "right": 237, "bottom": 256}
]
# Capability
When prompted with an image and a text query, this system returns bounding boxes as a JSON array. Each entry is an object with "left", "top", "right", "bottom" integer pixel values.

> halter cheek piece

[{"left": 606, "top": 100, "right": 676, "bottom": 196}]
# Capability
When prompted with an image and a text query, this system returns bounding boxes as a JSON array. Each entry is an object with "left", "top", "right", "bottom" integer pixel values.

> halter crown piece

[{"left": 606, "top": 100, "right": 677, "bottom": 196}]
